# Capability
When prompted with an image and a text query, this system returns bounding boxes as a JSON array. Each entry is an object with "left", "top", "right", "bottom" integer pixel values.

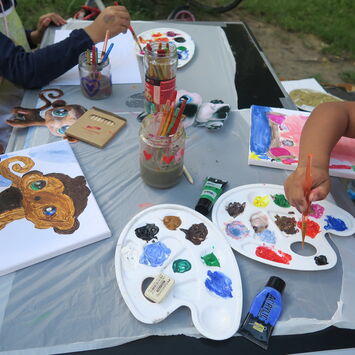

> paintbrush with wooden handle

[{"left": 301, "top": 153, "right": 313, "bottom": 247}]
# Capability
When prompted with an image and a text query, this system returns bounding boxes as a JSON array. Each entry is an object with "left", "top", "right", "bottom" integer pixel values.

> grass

[{"left": 16, "top": 0, "right": 355, "bottom": 84}]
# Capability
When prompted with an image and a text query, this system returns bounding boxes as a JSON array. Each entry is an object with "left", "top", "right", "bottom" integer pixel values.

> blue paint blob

[
  {"left": 225, "top": 220, "right": 249, "bottom": 239},
  {"left": 250, "top": 105, "right": 272, "bottom": 155},
  {"left": 256, "top": 229, "right": 276, "bottom": 244},
  {"left": 324, "top": 215, "right": 347, "bottom": 232},
  {"left": 139, "top": 241, "right": 171, "bottom": 267},
  {"left": 205, "top": 270, "right": 233, "bottom": 298},
  {"left": 177, "top": 46, "right": 189, "bottom": 60}
]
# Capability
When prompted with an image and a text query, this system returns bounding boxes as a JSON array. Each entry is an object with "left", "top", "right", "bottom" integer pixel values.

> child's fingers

[{"left": 309, "top": 181, "right": 330, "bottom": 202}]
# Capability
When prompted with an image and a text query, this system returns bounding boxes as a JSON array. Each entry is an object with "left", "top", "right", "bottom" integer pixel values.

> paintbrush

[
  {"left": 301, "top": 153, "right": 313, "bottom": 247},
  {"left": 114, "top": 1, "right": 143, "bottom": 53}
]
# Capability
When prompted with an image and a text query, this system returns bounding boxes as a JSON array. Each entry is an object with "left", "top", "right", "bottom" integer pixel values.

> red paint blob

[
  {"left": 256, "top": 246, "right": 292, "bottom": 264},
  {"left": 297, "top": 219, "right": 320, "bottom": 238},
  {"left": 329, "top": 164, "right": 351, "bottom": 170}
]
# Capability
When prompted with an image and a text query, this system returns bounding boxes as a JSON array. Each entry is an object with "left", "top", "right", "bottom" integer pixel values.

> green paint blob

[
  {"left": 201, "top": 252, "right": 220, "bottom": 267},
  {"left": 172, "top": 259, "right": 192, "bottom": 273},
  {"left": 273, "top": 194, "right": 291, "bottom": 208}
]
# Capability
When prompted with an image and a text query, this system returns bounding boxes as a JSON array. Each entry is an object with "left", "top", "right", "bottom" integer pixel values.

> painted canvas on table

[
  {"left": 248, "top": 105, "right": 355, "bottom": 179},
  {"left": 0, "top": 140, "right": 111, "bottom": 276}
]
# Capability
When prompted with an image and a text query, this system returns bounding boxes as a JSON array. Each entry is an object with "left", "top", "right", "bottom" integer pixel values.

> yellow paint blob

[
  {"left": 249, "top": 152, "right": 261, "bottom": 160},
  {"left": 253, "top": 195, "right": 270, "bottom": 208}
]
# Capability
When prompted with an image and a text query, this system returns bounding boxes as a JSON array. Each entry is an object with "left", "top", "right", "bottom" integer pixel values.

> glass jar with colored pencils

[
  {"left": 78, "top": 49, "right": 112, "bottom": 100},
  {"left": 143, "top": 42, "right": 178, "bottom": 114},
  {"left": 139, "top": 109, "right": 186, "bottom": 189}
]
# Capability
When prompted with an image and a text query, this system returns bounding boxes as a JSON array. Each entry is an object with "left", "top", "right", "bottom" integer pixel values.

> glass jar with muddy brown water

[{"left": 139, "top": 113, "right": 185, "bottom": 188}]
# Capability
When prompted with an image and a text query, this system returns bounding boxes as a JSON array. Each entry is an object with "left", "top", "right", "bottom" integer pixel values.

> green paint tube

[{"left": 195, "top": 177, "right": 228, "bottom": 216}]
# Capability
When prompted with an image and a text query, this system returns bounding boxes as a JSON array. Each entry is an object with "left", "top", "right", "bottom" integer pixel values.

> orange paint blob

[{"left": 297, "top": 219, "right": 320, "bottom": 238}]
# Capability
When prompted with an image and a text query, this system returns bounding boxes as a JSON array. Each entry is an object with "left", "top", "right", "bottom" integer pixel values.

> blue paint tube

[
  {"left": 195, "top": 177, "right": 228, "bottom": 216},
  {"left": 239, "top": 276, "right": 286, "bottom": 350}
]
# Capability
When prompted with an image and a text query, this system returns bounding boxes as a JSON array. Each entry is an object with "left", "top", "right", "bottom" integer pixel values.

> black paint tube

[
  {"left": 239, "top": 276, "right": 286, "bottom": 350},
  {"left": 195, "top": 177, "right": 228, "bottom": 216}
]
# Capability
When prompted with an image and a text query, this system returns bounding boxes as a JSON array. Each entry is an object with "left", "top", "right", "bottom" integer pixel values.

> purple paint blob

[
  {"left": 225, "top": 220, "right": 249, "bottom": 239},
  {"left": 309, "top": 203, "right": 325, "bottom": 219},
  {"left": 205, "top": 270, "right": 233, "bottom": 298},
  {"left": 139, "top": 241, "right": 171, "bottom": 267},
  {"left": 166, "top": 31, "right": 180, "bottom": 37},
  {"left": 270, "top": 147, "right": 291, "bottom": 157},
  {"left": 324, "top": 215, "right": 348, "bottom": 232}
]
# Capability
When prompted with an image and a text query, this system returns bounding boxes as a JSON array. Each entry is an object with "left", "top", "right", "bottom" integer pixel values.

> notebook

[{"left": 0, "top": 140, "right": 111, "bottom": 276}]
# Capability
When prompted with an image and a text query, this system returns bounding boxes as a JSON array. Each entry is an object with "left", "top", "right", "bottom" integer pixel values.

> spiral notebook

[{"left": 0, "top": 140, "right": 111, "bottom": 276}]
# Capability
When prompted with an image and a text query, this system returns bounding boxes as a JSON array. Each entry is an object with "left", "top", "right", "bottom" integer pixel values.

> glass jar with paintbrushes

[
  {"left": 139, "top": 95, "right": 187, "bottom": 188},
  {"left": 144, "top": 42, "right": 178, "bottom": 114},
  {"left": 78, "top": 45, "right": 113, "bottom": 100}
]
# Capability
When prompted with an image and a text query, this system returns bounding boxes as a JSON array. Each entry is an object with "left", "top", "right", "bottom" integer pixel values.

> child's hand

[
  {"left": 284, "top": 166, "right": 331, "bottom": 213},
  {"left": 84, "top": 6, "right": 131, "bottom": 43},
  {"left": 30, "top": 13, "right": 67, "bottom": 45}
]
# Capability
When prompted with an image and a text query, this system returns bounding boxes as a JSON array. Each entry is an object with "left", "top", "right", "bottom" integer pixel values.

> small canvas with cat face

[{"left": 212, "top": 184, "right": 355, "bottom": 271}]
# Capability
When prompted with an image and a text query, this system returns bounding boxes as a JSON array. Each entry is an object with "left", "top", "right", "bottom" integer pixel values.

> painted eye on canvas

[
  {"left": 52, "top": 108, "right": 68, "bottom": 118},
  {"left": 57, "top": 125, "right": 70, "bottom": 135},
  {"left": 43, "top": 206, "right": 57, "bottom": 216},
  {"left": 30, "top": 180, "right": 46, "bottom": 191}
]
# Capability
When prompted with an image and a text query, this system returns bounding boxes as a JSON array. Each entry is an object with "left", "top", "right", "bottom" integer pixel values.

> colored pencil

[
  {"left": 301, "top": 153, "right": 313, "bottom": 247},
  {"left": 101, "top": 43, "right": 114, "bottom": 64},
  {"left": 101, "top": 30, "right": 110, "bottom": 60},
  {"left": 183, "top": 165, "right": 194, "bottom": 184}
]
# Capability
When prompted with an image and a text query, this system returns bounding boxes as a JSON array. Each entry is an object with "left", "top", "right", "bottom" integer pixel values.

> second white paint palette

[{"left": 212, "top": 184, "right": 355, "bottom": 271}]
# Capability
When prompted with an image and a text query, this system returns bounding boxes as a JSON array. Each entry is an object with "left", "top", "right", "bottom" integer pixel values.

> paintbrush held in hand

[{"left": 301, "top": 153, "right": 313, "bottom": 247}]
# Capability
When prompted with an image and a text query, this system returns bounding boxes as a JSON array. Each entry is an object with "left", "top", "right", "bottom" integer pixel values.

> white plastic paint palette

[
  {"left": 115, "top": 204, "right": 242, "bottom": 340},
  {"left": 136, "top": 27, "right": 195, "bottom": 68},
  {"left": 212, "top": 184, "right": 355, "bottom": 271}
]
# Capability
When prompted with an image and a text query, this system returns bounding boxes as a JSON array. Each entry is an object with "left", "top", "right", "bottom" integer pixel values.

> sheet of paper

[
  {"left": 50, "top": 30, "right": 142, "bottom": 85},
  {"left": 281, "top": 78, "right": 326, "bottom": 94}
]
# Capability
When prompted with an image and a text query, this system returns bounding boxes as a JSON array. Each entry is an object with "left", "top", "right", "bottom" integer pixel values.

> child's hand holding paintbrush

[{"left": 284, "top": 101, "right": 355, "bottom": 214}]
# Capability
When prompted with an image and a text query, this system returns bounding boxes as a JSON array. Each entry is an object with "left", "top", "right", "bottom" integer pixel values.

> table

[{"left": 1, "top": 21, "right": 354, "bottom": 355}]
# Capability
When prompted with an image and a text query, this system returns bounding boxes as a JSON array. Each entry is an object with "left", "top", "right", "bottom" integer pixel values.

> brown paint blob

[
  {"left": 225, "top": 202, "right": 246, "bottom": 218},
  {"left": 180, "top": 223, "right": 208, "bottom": 245},
  {"left": 274, "top": 215, "right": 298, "bottom": 234},
  {"left": 163, "top": 216, "right": 182, "bottom": 230}
]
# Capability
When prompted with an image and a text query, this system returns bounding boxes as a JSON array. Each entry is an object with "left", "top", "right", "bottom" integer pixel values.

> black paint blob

[
  {"left": 135, "top": 223, "right": 159, "bottom": 242},
  {"left": 314, "top": 255, "right": 328, "bottom": 265},
  {"left": 174, "top": 37, "right": 186, "bottom": 43}
]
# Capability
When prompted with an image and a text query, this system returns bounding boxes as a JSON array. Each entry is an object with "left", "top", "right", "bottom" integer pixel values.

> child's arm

[{"left": 284, "top": 101, "right": 355, "bottom": 212}]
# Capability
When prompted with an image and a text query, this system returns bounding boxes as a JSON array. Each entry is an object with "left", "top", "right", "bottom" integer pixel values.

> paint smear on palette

[
  {"left": 166, "top": 31, "right": 180, "bottom": 37},
  {"left": 250, "top": 211, "right": 268, "bottom": 233},
  {"left": 255, "top": 229, "right": 276, "bottom": 244},
  {"left": 180, "top": 223, "right": 208, "bottom": 245},
  {"left": 296, "top": 220, "right": 320, "bottom": 238},
  {"left": 225, "top": 202, "right": 246, "bottom": 218},
  {"left": 201, "top": 252, "right": 220, "bottom": 267},
  {"left": 139, "top": 241, "right": 171, "bottom": 267},
  {"left": 256, "top": 245, "right": 292, "bottom": 264},
  {"left": 135, "top": 223, "right": 159, "bottom": 241},
  {"left": 253, "top": 195, "right": 270, "bottom": 207},
  {"left": 121, "top": 242, "right": 141, "bottom": 269},
  {"left": 172, "top": 259, "right": 191, "bottom": 273},
  {"left": 174, "top": 37, "right": 185, "bottom": 43},
  {"left": 177, "top": 46, "right": 189, "bottom": 60},
  {"left": 205, "top": 270, "right": 233, "bottom": 298},
  {"left": 272, "top": 194, "right": 291, "bottom": 208},
  {"left": 274, "top": 215, "right": 298, "bottom": 234},
  {"left": 324, "top": 215, "right": 348, "bottom": 232},
  {"left": 225, "top": 220, "right": 249, "bottom": 239},
  {"left": 163, "top": 216, "right": 182, "bottom": 230},
  {"left": 309, "top": 203, "right": 325, "bottom": 218}
]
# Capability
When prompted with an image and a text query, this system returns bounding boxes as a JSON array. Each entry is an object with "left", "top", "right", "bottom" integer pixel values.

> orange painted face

[
  {"left": 20, "top": 173, "right": 76, "bottom": 231},
  {"left": 44, "top": 105, "right": 86, "bottom": 137}
]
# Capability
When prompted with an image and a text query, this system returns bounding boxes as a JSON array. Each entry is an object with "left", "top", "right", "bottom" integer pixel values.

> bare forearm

[{"left": 298, "top": 101, "right": 355, "bottom": 169}]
